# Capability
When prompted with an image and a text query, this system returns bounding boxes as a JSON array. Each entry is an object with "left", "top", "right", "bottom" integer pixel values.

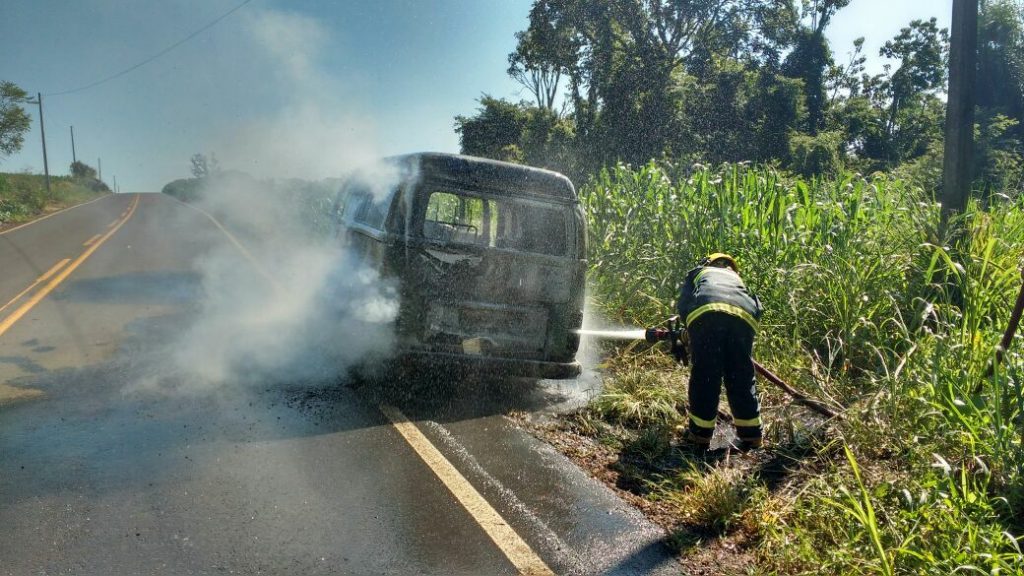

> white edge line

[
  {"left": 0, "top": 193, "right": 116, "bottom": 236},
  {"left": 168, "top": 196, "right": 282, "bottom": 291},
  {"left": 380, "top": 405, "right": 556, "bottom": 576}
]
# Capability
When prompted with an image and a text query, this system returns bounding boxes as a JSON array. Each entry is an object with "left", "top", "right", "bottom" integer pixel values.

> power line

[{"left": 45, "top": 0, "right": 255, "bottom": 97}]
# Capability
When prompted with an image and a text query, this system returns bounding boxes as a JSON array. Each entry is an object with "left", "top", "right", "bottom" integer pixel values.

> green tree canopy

[
  {"left": 0, "top": 81, "right": 32, "bottom": 160},
  {"left": 977, "top": 0, "right": 1024, "bottom": 136},
  {"left": 457, "top": 0, "right": 1024, "bottom": 191},
  {"left": 70, "top": 161, "right": 97, "bottom": 179}
]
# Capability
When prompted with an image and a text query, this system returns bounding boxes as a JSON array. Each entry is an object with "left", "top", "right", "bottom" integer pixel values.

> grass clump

[
  {"left": 665, "top": 464, "right": 760, "bottom": 536},
  {"left": 590, "top": 361, "right": 685, "bottom": 429}
]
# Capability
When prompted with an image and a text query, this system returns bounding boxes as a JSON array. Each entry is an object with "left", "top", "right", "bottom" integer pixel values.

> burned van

[{"left": 335, "top": 153, "right": 585, "bottom": 378}]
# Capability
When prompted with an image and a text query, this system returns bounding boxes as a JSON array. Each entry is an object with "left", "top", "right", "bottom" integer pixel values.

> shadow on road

[{"left": 0, "top": 306, "right": 594, "bottom": 501}]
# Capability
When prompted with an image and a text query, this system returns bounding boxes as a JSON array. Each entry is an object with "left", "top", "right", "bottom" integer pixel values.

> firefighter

[{"left": 676, "top": 253, "right": 764, "bottom": 451}]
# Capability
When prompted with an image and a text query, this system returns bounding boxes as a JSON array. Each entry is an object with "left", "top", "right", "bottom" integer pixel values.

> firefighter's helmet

[{"left": 700, "top": 252, "right": 738, "bottom": 272}]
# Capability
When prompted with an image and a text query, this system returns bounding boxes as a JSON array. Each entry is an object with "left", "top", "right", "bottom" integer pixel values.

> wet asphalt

[{"left": 0, "top": 194, "right": 678, "bottom": 575}]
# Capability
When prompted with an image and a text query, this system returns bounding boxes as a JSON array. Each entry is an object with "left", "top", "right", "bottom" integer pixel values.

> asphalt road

[{"left": 0, "top": 193, "right": 678, "bottom": 576}]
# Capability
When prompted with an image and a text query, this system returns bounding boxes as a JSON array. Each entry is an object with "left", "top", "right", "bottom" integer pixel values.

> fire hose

[
  {"left": 643, "top": 316, "right": 843, "bottom": 419},
  {"left": 974, "top": 266, "right": 1024, "bottom": 393}
]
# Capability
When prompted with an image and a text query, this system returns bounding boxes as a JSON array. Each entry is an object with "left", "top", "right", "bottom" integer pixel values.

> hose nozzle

[{"left": 645, "top": 327, "right": 671, "bottom": 343}]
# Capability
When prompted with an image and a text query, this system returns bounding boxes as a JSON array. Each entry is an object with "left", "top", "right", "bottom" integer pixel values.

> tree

[
  {"left": 976, "top": 0, "right": 1024, "bottom": 139},
  {"left": 879, "top": 18, "right": 950, "bottom": 146},
  {"left": 70, "top": 160, "right": 97, "bottom": 179},
  {"left": 0, "top": 81, "right": 31, "bottom": 160},
  {"left": 789, "top": 130, "right": 844, "bottom": 176},
  {"left": 882, "top": 18, "right": 950, "bottom": 93},
  {"left": 455, "top": 95, "right": 579, "bottom": 177},
  {"left": 508, "top": 1, "right": 579, "bottom": 112},
  {"left": 190, "top": 152, "right": 220, "bottom": 179},
  {"left": 455, "top": 96, "right": 530, "bottom": 162},
  {"left": 680, "top": 60, "right": 806, "bottom": 165},
  {"left": 782, "top": 0, "right": 852, "bottom": 133},
  {"left": 829, "top": 19, "right": 950, "bottom": 168},
  {"left": 974, "top": 111, "right": 1023, "bottom": 195},
  {"left": 161, "top": 178, "right": 202, "bottom": 202},
  {"left": 973, "top": 0, "right": 1024, "bottom": 195},
  {"left": 504, "top": 1, "right": 807, "bottom": 169},
  {"left": 826, "top": 37, "right": 867, "bottom": 103}
]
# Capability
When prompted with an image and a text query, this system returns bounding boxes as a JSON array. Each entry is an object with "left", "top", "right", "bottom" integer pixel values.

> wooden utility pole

[
  {"left": 70, "top": 125, "right": 76, "bottom": 164},
  {"left": 32, "top": 92, "right": 51, "bottom": 198},
  {"left": 941, "top": 0, "right": 979, "bottom": 224},
  {"left": 98, "top": 157, "right": 102, "bottom": 183}
]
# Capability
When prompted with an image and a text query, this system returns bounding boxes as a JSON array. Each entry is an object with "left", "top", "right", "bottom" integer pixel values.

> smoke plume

[{"left": 134, "top": 7, "right": 405, "bottom": 394}]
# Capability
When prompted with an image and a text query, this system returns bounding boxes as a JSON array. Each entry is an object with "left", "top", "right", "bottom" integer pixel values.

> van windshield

[{"left": 421, "top": 189, "right": 568, "bottom": 256}]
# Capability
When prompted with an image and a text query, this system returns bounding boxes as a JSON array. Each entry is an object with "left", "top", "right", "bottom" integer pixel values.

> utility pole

[
  {"left": 98, "top": 157, "right": 102, "bottom": 183},
  {"left": 70, "top": 125, "right": 77, "bottom": 164},
  {"left": 941, "top": 0, "right": 979, "bottom": 225},
  {"left": 26, "top": 93, "right": 51, "bottom": 197},
  {"left": 113, "top": 175, "right": 117, "bottom": 193}
]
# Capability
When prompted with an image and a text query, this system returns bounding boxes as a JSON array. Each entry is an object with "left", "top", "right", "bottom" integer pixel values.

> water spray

[
  {"left": 572, "top": 328, "right": 647, "bottom": 341},
  {"left": 576, "top": 317, "right": 843, "bottom": 419}
]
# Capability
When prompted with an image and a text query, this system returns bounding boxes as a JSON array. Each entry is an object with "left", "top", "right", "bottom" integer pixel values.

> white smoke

[
  {"left": 133, "top": 7, "right": 406, "bottom": 394},
  {"left": 213, "top": 8, "right": 383, "bottom": 181},
  {"left": 169, "top": 180, "right": 400, "bottom": 387}
]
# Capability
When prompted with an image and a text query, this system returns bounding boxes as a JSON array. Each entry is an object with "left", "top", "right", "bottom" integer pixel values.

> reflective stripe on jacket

[{"left": 676, "top": 266, "right": 763, "bottom": 331}]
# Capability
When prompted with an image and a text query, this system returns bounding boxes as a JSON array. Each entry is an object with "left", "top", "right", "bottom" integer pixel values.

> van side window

[
  {"left": 499, "top": 202, "right": 567, "bottom": 255},
  {"left": 351, "top": 191, "right": 388, "bottom": 230},
  {"left": 422, "top": 190, "right": 567, "bottom": 255},
  {"left": 424, "top": 191, "right": 496, "bottom": 246}
]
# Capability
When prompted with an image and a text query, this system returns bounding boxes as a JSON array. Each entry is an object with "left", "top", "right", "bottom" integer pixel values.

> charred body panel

[{"left": 336, "top": 153, "right": 585, "bottom": 379}]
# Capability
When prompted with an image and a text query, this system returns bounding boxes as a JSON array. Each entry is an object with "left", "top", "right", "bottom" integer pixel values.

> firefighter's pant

[{"left": 686, "top": 312, "right": 762, "bottom": 444}]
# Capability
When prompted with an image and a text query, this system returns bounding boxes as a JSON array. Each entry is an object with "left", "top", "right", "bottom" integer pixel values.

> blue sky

[{"left": 1, "top": 0, "right": 952, "bottom": 192}]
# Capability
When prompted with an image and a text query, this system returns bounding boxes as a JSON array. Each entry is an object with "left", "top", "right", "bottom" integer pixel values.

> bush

[
  {"left": 788, "top": 130, "right": 843, "bottom": 177},
  {"left": 70, "top": 161, "right": 97, "bottom": 179},
  {"left": 161, "top": 178, "right": 202, "bottom": 202}
]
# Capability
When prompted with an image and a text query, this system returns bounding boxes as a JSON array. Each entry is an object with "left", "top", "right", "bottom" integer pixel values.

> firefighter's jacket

[{"left": 676, "top": 266, "right": 763, "bottom": 332}]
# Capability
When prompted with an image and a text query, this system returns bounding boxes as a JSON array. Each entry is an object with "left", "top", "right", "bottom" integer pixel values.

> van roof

[{"left": 385, "top": 152, "right": 577, "bottom": 204}]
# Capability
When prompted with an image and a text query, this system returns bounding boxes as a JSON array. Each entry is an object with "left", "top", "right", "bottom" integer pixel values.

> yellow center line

[
  {"left": 83, "top": 234, "right": 102, "bottom": 247},
  {"left": 0, "top": 195, "right": 139, "bottom": 339},
  {"left": 0, "top": 259, "right": 71, "bottom": 317},
  {"left": 187, "top": 197, "right": 554, "bottom": 575},
  {"left": 107, "top": 220, "right": 119, "bottom": 228},
  {"left": 380, "top": 405, "right": 555, "bottom": 576}
]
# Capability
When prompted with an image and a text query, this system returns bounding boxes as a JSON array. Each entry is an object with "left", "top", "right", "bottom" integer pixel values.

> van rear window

[{"left": 422, "top": 190, "right": 567, "bottom": 256}]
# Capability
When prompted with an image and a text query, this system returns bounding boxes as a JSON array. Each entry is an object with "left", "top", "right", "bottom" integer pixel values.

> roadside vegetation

[
  {"left": 455, "top": 1, "right": 1024, "bottom": 197},
  {"left": 549, "top": 161, "right": 1024, "bottom": 574},
  {"left": 0, "top": 81, "right": 111, "bottom": 226},
  {"left": 0, "top": 80, "right": 110, "bottom": 226},
  {"left": 0, "top": 169, "right": 110, "bottom": 228},
  {"left": 451, "top": 2, "right": 1024, "bottom": 572}
]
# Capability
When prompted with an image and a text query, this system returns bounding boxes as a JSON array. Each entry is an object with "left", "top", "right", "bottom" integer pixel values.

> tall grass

[
  {"left": 579, "top": 161, "right": 1024, "bottom": 573},
  {"left": 0, "top": 173, "right": 109, "bottom": 224}
]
